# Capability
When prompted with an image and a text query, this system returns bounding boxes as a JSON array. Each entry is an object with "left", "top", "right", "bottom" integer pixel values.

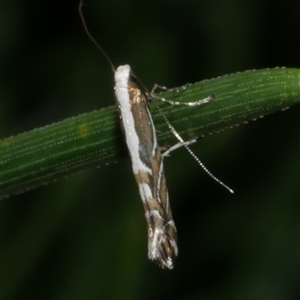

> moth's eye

[{"left": 130, "top": 72, "right": 138, "bottom": 83}]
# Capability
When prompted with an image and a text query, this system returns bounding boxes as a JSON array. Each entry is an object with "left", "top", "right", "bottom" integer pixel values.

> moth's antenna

[
  {"left": 78, "top": 0, "right": 115, "bottom": 72},
  {"left": 158, "top": 106, "right": 234, "bottom": 194}
]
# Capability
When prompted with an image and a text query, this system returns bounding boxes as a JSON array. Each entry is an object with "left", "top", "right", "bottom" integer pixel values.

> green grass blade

[{"left": 0, "top": 68, "right": 299, "bottom": 198}]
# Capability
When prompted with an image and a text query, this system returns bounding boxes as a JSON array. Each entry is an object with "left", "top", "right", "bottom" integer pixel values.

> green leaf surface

[{"left": 0, "top": 67, "right": 299, "bottom": 198}]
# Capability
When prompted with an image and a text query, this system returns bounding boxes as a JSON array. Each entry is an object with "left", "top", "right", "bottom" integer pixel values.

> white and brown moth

[
  {"left": 79, "top": 1, "right": 233, "bottom": 269},
  {"left": 79, "top": 2, "right": 178, "bottom": 268},
  {"left": 115, "top": 65, "right": 177, "bottom": 269}
]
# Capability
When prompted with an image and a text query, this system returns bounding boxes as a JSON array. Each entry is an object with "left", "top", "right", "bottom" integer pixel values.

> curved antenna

[
  {"left": 79, "top": 0, "right": 115, "bottom": 72},
  {"left": 158, "top": 106, "right": 234, "bottom": 194}
]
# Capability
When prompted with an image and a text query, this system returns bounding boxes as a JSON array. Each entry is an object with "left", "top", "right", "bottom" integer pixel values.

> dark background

[{"left": 1, "top": 0, "right": 299, "bottom": 299}]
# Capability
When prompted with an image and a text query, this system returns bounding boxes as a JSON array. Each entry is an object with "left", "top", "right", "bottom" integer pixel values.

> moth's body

[{"left": 114, "top": 65, "right": 178, "bottom": 269}]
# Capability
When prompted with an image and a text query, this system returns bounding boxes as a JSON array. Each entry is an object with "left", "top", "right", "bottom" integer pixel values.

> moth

[
  {"left": 115, "top": 65, "right": 178, "bottom": 269},
  {"left": 79, "top": 1, "right": 233, "bottom": 269}
]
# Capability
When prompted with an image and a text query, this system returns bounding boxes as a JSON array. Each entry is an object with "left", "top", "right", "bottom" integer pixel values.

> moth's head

[{"left": 114, "top": 64, "right": 131, "bottom": 82}]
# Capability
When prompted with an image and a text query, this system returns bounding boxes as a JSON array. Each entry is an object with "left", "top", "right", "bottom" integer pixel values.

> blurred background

[{"left": 1, "top": 0, "right": 299, "bottom": 299}]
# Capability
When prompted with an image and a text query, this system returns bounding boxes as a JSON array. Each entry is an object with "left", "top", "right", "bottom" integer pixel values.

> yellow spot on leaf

[
  {"left": 79, "top": 124, "right": 88, "bottom": 137},
  {"left": 0, "top": 138, "right": 10, "bottom": 147}
]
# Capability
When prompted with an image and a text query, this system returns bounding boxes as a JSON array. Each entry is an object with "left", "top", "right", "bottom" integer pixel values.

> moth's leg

[
  {"left": 150, "top": 83, "right": 214, "bottom": 106},
  {"left": 162, "top": 139, "right": 197, "bottom": 157}
]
